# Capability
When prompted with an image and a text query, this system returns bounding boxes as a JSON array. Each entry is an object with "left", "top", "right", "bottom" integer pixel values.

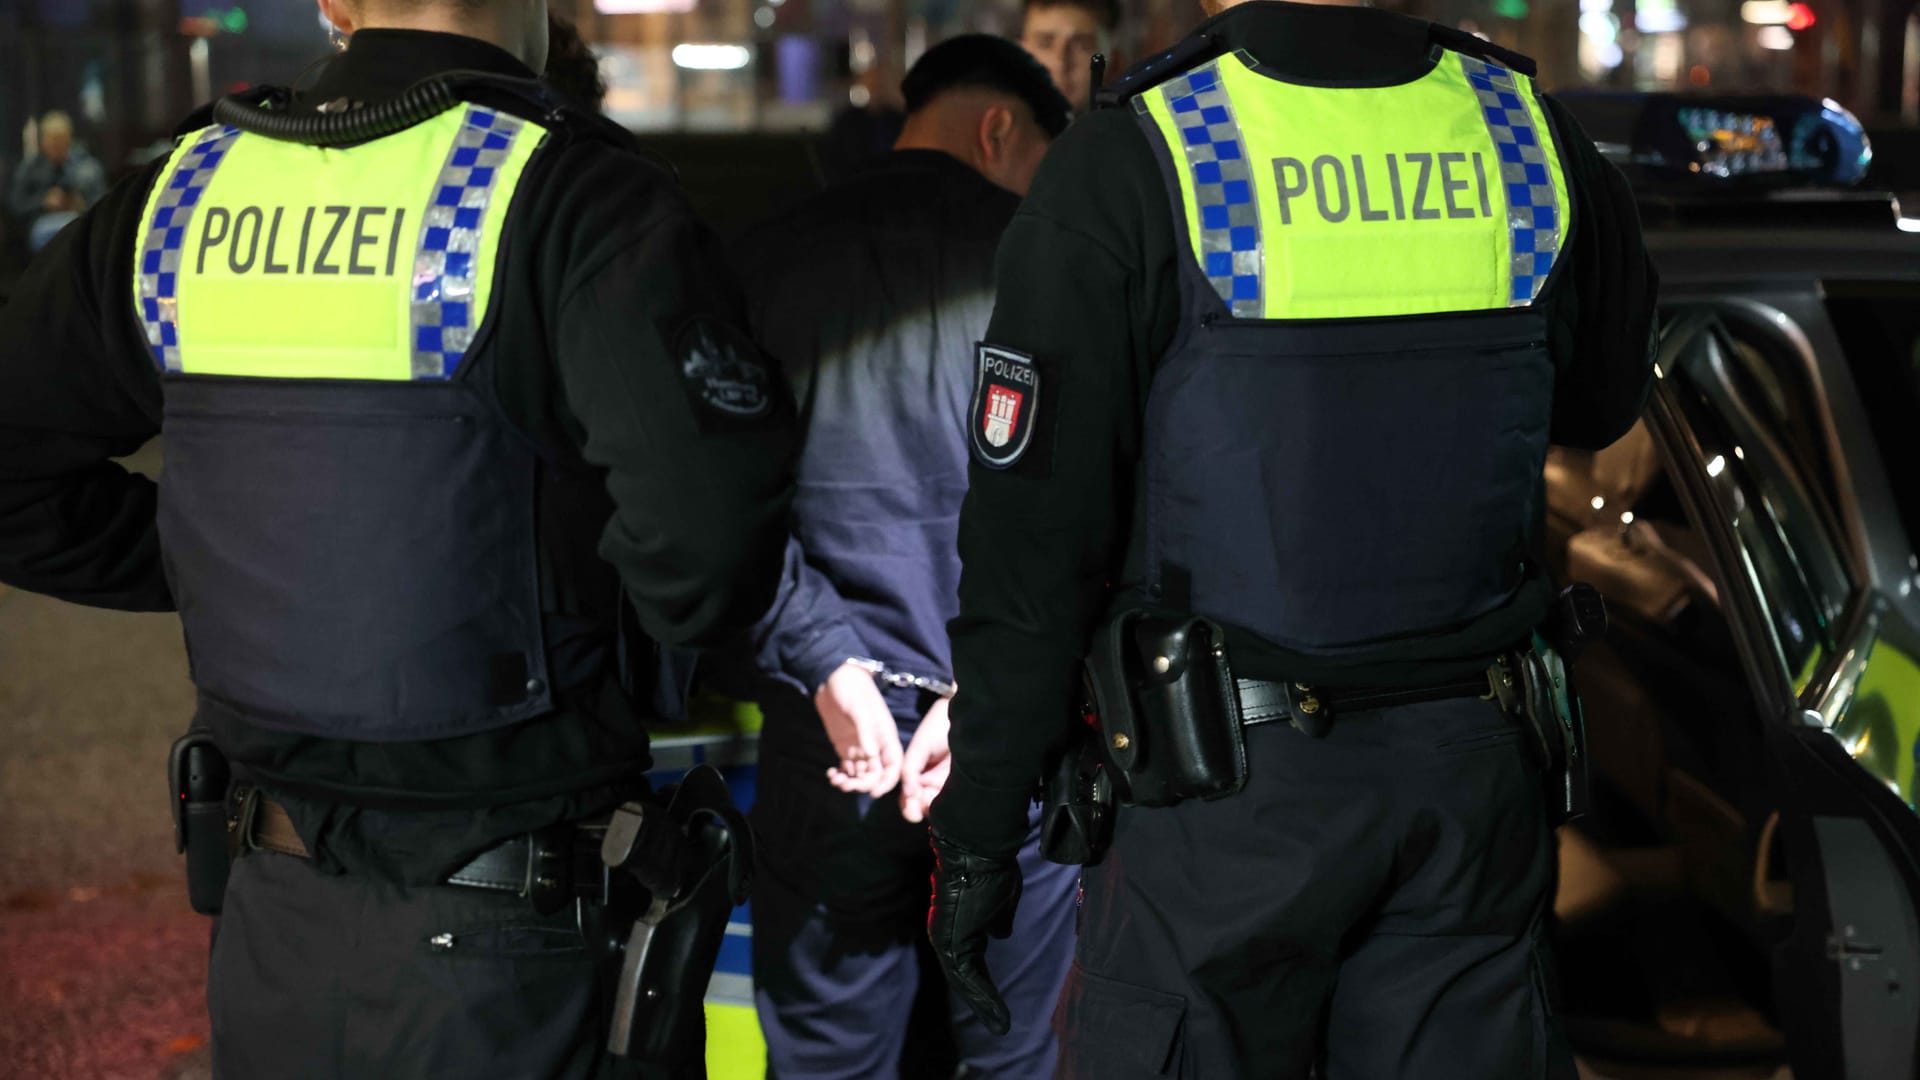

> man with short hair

[
  {"left": 733, "top": 34, "right": 1075, "bottom": 1080},
  {"left": 1019, "top": 0, "right": 1121, "bottom": 110},
  {"left": 7, "top": 110, "right": 109, "bottom": 251},
  {"left": 0, "top": 0, "right": 795, "bottom": 1076}
]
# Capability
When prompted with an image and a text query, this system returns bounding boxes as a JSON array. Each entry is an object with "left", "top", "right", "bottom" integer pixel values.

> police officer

[
  {"left": 732, "top": 36, "right": 1075, "bottom": 1079},
  {"left": 0, "top": 1, "right": 793, "bottom": 1076},
  {"left": 926, "top": 1, "right": 1658, "bottom": 1077}
]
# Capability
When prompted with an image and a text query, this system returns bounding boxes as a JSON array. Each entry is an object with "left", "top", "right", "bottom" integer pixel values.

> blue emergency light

[{"left": 1556, "top": 91, "right": 1872, "bottom": 189}]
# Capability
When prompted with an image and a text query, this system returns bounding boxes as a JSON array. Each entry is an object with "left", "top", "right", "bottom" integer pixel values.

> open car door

[{"left": 1649, "top": 304, "right": 1920, "bottom": 1079}]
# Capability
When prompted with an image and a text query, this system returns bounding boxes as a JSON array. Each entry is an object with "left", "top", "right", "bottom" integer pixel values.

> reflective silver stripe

[
  {"left": 1146, "top": 56, "right": 1263, "bottom": 318},
  {"left": 409, "top": 107, "right": 525, "bottom": 380},
  {"left": 1458, "top": 55, "right": 1561, "bottom": 307},
  {"left": 706, "top": 972, "right": 755, "bottom": 1008},
  {"left": 136, "top": 125, "right": 242, "bottom": 372}
]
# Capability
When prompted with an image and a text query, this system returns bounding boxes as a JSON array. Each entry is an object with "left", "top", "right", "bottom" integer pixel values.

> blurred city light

[
  {"left": 672, "top": 43, "right": 753, "bottom": 71},
  {"left": 597, "top": 0, "right": 697, "bottom": 12},
  {"left": 1579, "top": 0, "right": 1625, "bottom": 74},
  {"left": 5, "top": 0, "right": 1917, "bottom": 182},
  {"left": 1637, "top": 0, "right": 1689, "bottom": 35}
]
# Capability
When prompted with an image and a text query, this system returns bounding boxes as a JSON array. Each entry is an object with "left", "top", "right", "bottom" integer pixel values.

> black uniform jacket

[
  {"left": 0, "top": 31, "right": 796, "bottom": 880},
  {"left": 931, "top": 1, "right": 1659, "bottom": 854}
]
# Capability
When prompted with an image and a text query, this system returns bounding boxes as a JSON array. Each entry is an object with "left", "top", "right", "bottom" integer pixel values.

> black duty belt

[
  {"left": 1236, "top": 672, "right": 1499, "bottom": 729},
  {"left": 244, "top": 792, "right": 613, "bottom": 907}
]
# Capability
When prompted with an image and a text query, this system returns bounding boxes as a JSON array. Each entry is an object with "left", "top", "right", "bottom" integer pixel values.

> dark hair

[
  {"left": 543, "top": 14, "right": 606, "bottom": 113},
  {"left": 1022, "top": 0, "right": 1122, "bottom": 32},
  {"left": 901, "top": 34, "right": 1073, "bottom": 137}
]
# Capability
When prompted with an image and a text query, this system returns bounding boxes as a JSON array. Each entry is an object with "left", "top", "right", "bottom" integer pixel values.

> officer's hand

[
  {"left": 815, "top": 662, "right": 903, "bottom": 796},
  {"left": 928, "top": 828, "right": 1022, "bottom": 1036},
  {"left": 900, "top": 696, "right": 952, "bottom": 824}
]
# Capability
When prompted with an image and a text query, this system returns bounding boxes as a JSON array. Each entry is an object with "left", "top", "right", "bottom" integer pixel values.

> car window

[
  {"left": 1824, "top": 281, "right": 1920, "bottom": 556},
  {"left": 1667, "top": 317, "right": 1857, "bottom": 695}
]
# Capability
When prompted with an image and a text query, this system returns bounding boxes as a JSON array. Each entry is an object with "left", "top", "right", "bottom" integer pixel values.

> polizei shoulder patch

[
  {"left": 676, "top": 315, "right": 773, "bottom": 426},
  {"left": 970, "top": 344, "right": 1040, "bottom": 469}
]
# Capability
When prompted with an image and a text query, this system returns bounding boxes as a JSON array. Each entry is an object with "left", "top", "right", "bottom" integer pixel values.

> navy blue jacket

[{"left": 733, "top": 149, "right": 1018, "bottom": 718}]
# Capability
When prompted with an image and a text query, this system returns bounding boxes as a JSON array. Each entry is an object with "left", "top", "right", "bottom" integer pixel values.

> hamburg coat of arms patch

[{"left": 969, "top": 344, "right": 1040, "bottom": 469}]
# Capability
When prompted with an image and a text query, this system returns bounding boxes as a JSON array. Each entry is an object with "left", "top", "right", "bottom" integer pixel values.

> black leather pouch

[
  {"left": 1086, "top": 610, "right": 1246, "bottom": 808},
  {"left": 170, "top": 731, "right": 231, "bottom": 916}
]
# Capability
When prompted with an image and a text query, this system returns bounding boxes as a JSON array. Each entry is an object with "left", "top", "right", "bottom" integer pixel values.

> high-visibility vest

[
  {"left": 131, "top": 104, "right": 561, "bottom": 741},
  {"left": 1126, "top": 44, "right": 1574, "bottom": 656},
  {"left": 1135, "top": 47, "right": 1571, "bottom": 320}
]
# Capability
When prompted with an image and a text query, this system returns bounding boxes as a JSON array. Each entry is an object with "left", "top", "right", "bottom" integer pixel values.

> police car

[{"left": 1546, "top": 92, "right": 1920, "bottom": 1079}]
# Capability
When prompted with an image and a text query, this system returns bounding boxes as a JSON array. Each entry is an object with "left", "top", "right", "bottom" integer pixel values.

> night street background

[{"left": 0, "top": 442, "right": 212, "bottom": 1080}]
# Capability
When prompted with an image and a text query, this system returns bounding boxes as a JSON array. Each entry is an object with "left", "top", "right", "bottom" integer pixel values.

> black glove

[{"left": 927, "top": 828, "right": 1024, "bottom": 1036}]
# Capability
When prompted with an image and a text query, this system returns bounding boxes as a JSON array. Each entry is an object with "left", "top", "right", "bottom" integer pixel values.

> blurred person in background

[
  {"left": 8, "top": 111, "right": 108, "bottom": 253},
  {"left": 544, "top": 12, "right": 608, "bottom": 112},
  {"left": 731, "top": 34, "right": 1074, "bottom": 1080},
  {"left": 1020, "top": 0, "right": 1121, "bottom": 111}
]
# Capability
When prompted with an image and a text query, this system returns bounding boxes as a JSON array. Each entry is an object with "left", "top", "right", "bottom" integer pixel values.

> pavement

[{"left": 0, "top": 442, "right": 211, "bottom": 1079}]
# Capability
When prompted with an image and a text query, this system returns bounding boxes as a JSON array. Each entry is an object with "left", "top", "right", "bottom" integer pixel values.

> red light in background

[
  {"left": 1786, "top": 3, "right": 1816, "bottom": 30},
  {"left": 1689, "top": 64, "right": 1712, "bottom": 86}
]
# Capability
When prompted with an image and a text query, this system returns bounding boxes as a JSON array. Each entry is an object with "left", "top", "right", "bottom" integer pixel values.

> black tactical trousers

[
  {"left": 1056, "top": 695, "right": 1575, "bottom": 1080},
  {"left": 208, "top": 848, "right": 685, "bottom": 1080}
]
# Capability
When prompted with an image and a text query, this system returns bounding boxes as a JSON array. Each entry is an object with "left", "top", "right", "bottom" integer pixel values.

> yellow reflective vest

[
  {"left": 133, "top": 105, "right": 544, "bottom": 380},
  {"left": 1136, "top": 47, "right": 1571, "bottom": 320}
]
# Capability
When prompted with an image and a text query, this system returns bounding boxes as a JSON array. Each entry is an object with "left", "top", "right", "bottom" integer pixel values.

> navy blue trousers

[
  {"left": 1056, "top": 696, "right": 1575, "bottom": 1079},
  {"left": 749, "top": 691, "right": 1077, "bottom": 1079},
  {"left": 210, "top": 849, "right": 664, "bottom": 1079}
]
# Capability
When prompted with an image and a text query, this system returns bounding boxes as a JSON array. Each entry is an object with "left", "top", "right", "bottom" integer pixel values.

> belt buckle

[
  {"left": 526, "top": 824, "right": 574, "bottom": 915},
  {"left": 228, "top": 784, "right": 260, "bottom": 858},
  {"left": 1484, "top": 656, "right": 1523, "bottom": 714}
]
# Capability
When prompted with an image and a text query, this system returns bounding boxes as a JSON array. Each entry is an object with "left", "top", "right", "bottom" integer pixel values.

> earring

[{"left": 328, "top": 24, "right": 347, "bottom": 52}]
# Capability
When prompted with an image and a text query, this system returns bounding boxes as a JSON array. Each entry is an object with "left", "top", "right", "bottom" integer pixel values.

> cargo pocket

[
  {"left": 1054, "top": 963, "right": 1187, "bottom": 1079},
  {"left": 421, "top": 921, "right": 588, "bottom": 959}
]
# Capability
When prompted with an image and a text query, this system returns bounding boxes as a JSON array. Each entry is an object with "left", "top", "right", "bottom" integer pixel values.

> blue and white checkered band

[
  {"left": 1459, "top": 56, "right": 1560, "bottom": 307},
  {"left": 1152, "top": 60, "right": 1263, "bottom": 318},
  {"left": 137, "top": 125, "right": 242, "bottom": 372},
  {"left": 410, "top": 106, "right": 525, "bottom": 380}
]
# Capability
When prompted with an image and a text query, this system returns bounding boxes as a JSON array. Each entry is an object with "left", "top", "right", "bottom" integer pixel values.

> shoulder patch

[
  {"left": 676, "top": 316, "right": 773, "bottom": 422},
  {"left": 970, "top": 344, "right": 1041, "bottom": 469}
]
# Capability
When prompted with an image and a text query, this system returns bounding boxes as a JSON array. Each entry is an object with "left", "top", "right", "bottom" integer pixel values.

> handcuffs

[{"left": 842, "top": 656, "right": 957, "bottom": 698}]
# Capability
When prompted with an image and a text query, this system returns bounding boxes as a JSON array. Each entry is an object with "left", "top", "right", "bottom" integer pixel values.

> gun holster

[
  {"left": 1084, "top": 609, "right": 1245, "bottom": 809},
  {"left": 1037, "top": 690, "right": 1116, "bottom": 866},
  {"left": 1503, "top": 638, "right": 1590, "bottom": 828},
  {"left": 1536, "top": 583, "right": 1605, "bottom": 825},
  {"left": 168, "top": 731, "right": 232, "bottom": 916},
  {"left": 599, "top": 764, "right": 752, "bottom": 1064}
]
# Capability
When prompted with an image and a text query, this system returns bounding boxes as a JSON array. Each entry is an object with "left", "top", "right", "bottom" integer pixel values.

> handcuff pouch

[
  {"left": 1038, "top": 696, "right": 1116, "bottom": 865},
  {"left": 1085, "top": 609, "right": 1246, "bottom": 808}
]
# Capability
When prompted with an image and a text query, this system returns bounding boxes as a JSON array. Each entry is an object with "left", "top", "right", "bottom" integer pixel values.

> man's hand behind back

[
  {"left": 900, "top": 695, "right": 952, "bottom": 824},
  {"left": 815, "top": 661, "right": 903, "bottom": 796}
]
